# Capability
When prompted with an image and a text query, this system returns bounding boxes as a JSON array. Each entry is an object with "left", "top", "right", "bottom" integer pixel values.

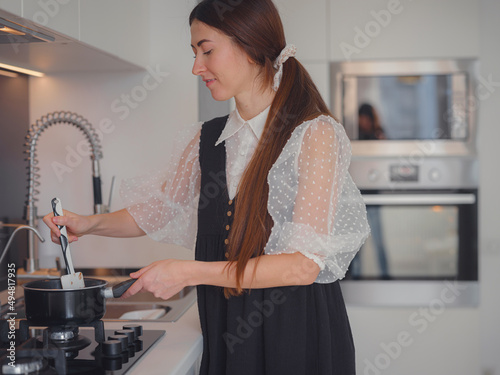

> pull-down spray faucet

[{"left": 24, "top": 111, "right": 104, "bottom": 273}]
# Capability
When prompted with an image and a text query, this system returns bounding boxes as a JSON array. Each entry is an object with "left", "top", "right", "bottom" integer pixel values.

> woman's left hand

[{"left": 122, "top": 259, "right": 192, "bottom": 300}]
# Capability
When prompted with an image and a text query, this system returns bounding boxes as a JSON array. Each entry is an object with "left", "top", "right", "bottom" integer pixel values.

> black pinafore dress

[{"left": 195, "top": 116, "right": 356, "bottom": 375}]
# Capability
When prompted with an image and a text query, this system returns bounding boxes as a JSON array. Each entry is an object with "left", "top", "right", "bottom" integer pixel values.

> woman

[
  {"left": 44, "top": 0, "right": 370, "bottom": 373},
  {"left": 358, "top": 103, "right": 386, "bottom": 140}
]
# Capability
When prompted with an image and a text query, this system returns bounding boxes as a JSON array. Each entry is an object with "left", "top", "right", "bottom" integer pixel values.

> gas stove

[{"left": 0, "top": 319, "right": 165, "bottom": 374}]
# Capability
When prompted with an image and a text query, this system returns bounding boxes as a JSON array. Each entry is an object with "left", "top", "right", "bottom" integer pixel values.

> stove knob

[
  {"left": 108, "top": 334, "right": 128, "bottom": 351},
  {"left": 102, "top": 340, "right": 123, "bottom": 357},
  {"left": 134, "top": 339, "right": 144, "bottom": 352},
  {"left": 127, "top": 344, "right": 137, "bottom": 359},
  {"left": 123, "top": 324, "right": 143, "bottom": 340},
  {"left": 121, "top": 350, "right": 130, "bottom": 364},
  {"left": 102, "top": 357, "right": 123, "bottom": 371},
  {"left": 114, "top": 329, "right": 134, "bottom": 345},
  {"left": 429, "top": 168, "right": 441, "bottom": 182},
  {"left": 368, "top": 169, "right": 380, "bottom": 182}
]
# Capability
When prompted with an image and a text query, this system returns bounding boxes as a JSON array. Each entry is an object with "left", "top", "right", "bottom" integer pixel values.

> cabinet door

[
  {"left": 274, "top": 0, "right": 328, "bottom": 61},
  {"left": 329, "top": 0, "right": 479, "bottom": 60},
  {"left": 21, "top": 0, "right": 80, "bottom": 40},
  {"left": 0, "top": 1, "right": 22, "bottom": 16},
  {"left": 80, "top": 0, "right": 149, "bottom": 68}
]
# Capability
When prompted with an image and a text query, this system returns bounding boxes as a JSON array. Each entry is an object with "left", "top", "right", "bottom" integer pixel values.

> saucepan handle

[{"left": 102, "top": 278, "right": 136, "bottom": 299}]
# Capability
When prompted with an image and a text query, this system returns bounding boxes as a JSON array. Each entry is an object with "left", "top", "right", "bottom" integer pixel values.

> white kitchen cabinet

[
  {"left": 22, "top": 0, "right": 80, "bottom": 40},
  {"left": 79, "top": 0, "right": 149, "bottom": 68},
  {"left": 0, "top": 0, "right": 149, "bottom": 69},
  {"left": 0, "top": 0, "right": 21, "bottom": 16},
  {"left": 302, "top": 62, "right": 330, "bottom": 106},
  {"left": 329, "top": 0, "right": 479, "bottom": 61},
  {"left": 274, "top": 0, "right": 329, "bottom": 62}
]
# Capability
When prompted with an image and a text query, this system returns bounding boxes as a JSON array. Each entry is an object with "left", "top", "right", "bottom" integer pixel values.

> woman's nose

[{"left": 192, "top": 56, "right": 205, "bottom": 76}]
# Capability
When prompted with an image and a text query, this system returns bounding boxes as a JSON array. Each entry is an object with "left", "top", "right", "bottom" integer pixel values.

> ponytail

[
  {"left": 189, "top": 0, "right": 333, "bottom": 297},
  {"left": 224, "top": 57, "right": 333, "bottom": 297}
]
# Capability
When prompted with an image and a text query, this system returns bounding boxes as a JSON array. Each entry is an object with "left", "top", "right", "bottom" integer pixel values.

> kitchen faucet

[
  {"left": 23, "top": 111, "right": 104, "bottom": 273},
  {"left": 0, "top": 223, "right": 45, "bottom": 266}
]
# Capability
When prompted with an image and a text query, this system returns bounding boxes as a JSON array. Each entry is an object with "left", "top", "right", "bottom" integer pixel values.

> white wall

[
  {"left": 29, "top": 0, "right": 199, "bottom": 268},
  {"left": 477, "top": 0, "right": 500, "bottom": 373},
  {"left": 329, "top": 0, "right": 479, "bottom": 61}
]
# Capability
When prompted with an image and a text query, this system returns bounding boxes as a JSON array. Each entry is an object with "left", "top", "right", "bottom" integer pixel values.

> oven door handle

[{"left": 362, "top": 193, "right": 476, "bottom": 206}]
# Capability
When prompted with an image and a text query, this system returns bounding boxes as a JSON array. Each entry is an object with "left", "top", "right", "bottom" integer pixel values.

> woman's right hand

[{"left": 42, "top": 210, "right": 93, "bottom": 244}]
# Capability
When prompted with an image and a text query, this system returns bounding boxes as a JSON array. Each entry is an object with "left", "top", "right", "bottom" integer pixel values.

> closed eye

[{"left": 192, "top": 49, "right": 213, "bottom": 58}]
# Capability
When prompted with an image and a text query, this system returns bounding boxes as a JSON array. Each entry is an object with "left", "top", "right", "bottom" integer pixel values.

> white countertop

[{"left": 102, "top": 302, "right": 203, "bottom": 375}]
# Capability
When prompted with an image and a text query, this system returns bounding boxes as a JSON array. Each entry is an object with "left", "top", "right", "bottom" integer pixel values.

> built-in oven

[
  {"left": 350, "top": 189, "right": 477, "bottom": 282},
  {"left": 331, "top": 59, "right": 480, "bottom": 307},
  {"left": 339, "top": 155, "right": 479, "bottom": 307}
]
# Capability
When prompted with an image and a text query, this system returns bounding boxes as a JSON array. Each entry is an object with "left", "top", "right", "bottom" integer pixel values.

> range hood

[
  {"left": 0, "top": 8, "right": 141, "bottom": 74},
  {"left": 0, "top": 16, "right": 55, "bottom": 44}
]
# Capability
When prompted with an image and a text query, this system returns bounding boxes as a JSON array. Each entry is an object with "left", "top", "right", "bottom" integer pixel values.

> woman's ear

[{"left": 247, "top": 55, "right": 257, "bottom": 65}]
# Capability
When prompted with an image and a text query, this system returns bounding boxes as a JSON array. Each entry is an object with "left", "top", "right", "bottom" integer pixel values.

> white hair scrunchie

[{"left": 272, "top": 44, "right": 297, "bottom": 91}]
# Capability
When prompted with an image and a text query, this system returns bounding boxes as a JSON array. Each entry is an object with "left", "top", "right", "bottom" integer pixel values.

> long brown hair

[{"left": 190, "top": 0, "right": 333, "bottom": 297}]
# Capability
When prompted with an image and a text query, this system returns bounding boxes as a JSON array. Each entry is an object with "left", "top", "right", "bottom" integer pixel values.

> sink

[
  {"left": 103, "top": 281, "right": 196, "bottom": 322},
  {"left": 103, "top": 303, "right": 172, "bottom": 320},
  {"left": 74, "top": 269, "right": 197, "bottom": 322}
]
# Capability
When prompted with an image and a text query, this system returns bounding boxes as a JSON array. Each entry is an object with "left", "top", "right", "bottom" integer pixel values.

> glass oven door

[{"left": 347, "top": 190, "right": 478, "bottom": 281}]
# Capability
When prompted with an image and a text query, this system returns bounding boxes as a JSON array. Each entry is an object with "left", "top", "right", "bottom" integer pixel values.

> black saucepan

[{"left": 22, "top": 278, "right": 136, "bottom": 326}]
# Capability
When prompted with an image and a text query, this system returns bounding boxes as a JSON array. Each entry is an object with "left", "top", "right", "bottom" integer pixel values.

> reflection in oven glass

[{"left": 349, "top": 205, "right": 458, "bottom": 279}]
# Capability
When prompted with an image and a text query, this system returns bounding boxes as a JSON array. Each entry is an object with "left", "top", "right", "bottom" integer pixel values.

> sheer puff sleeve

[
  {"left": 264, "top": 115, "right": 370, "bottom": 283},
  {"left": 119, "top": 121, "right": 202, "bottom": 250}
]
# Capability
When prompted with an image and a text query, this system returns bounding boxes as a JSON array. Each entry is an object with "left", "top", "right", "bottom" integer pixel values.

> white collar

[{"left": 215, "top": 106, "right": 270, "bottom": 146}]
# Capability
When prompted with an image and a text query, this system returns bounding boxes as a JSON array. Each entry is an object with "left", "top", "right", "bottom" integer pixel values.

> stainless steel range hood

[
  {"left": 0, "top": 8, "right": 141, "bottom": 74},
  {"left": 0, "top": 16, "right": 55, "bottom": 44}
]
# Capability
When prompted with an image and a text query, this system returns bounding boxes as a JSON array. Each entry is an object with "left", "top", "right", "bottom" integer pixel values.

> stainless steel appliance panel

[
  {"left": 331, "top": 59, "right": 479, "bottom": 156},
  {"left": 348, "top": 190, "right": 477, "bottom": 281}
]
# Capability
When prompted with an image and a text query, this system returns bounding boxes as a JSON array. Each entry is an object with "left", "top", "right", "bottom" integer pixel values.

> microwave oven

[{"left": 330, "top": 59, "right": 479, "bottom": 157}]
